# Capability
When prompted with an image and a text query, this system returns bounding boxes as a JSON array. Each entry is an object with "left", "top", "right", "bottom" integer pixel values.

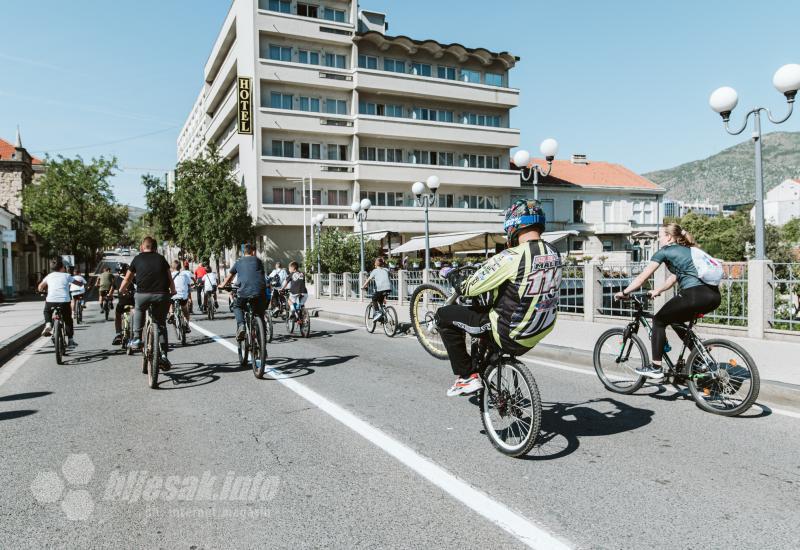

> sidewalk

[
  {"left": 308, "top": 295, "right": 800, "bottom": 387},
  {"left": 0, "top": 299, "right": 46, "bottom": 364}
]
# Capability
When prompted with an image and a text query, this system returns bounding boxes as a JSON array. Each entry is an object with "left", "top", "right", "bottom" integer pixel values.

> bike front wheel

[
  {"left": 480, "top": 360, "right": 542, "bottom": 458},
  {"left": 146, "top": 323, "right": 159, "bottom": 389},
  {"left": 251, "top": 318, "right": 267, "bottom": 379},
  {"left": 383, "top": 306, "right": 398, "bottom": 337},
  {"left": 265, "top": 313, "right": 274, "bottom": 343},
  {"left": 54, "top": 319, "right": 64, "bottom": 365},
  {"left": 365, "top": 304, "right": 377, "bottom": 333},
  {"left": 299, "top": 309, "right": 311, "bottom": 338},
  {"left": 686, "top": 338, "right": 760, "bottom": 416},
  {"left": 409, "top": 284, "right": 450, "bottom": 360},
  {"left": 593, "top": 327, "right": 648, "bottom": 394}
]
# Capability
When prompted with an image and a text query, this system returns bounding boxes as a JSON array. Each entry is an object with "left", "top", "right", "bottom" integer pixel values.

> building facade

[
  {"left": 751, "top": 178, "right": 800, "bottom": 226},
  {"left": 663, "top": 198, "right": 721, "bottom": 219},
  {"left": 178, "top": 0, "right": 522, "bottom": 263}
]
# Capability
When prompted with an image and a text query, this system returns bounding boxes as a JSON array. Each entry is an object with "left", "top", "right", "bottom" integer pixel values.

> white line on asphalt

[
  {"left": 766, "top": 406, "right": 800, "bottom": 419},
  {"left": 189, "top": 322, "right": 571, "bottom": 550},
  {"left": 0, "top": 337, "right": 48, "bottom": 388}
]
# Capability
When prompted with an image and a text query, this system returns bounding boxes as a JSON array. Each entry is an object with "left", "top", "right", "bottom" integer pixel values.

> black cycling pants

[
  {"left": 437, "top": 304, "right": 491, "bottom": 378},
  {"left": 371, "top": 290, "right": 389, "bottom": 310},
  {"left": 652, "top": 285, "right": 721, "bottom": 362}
]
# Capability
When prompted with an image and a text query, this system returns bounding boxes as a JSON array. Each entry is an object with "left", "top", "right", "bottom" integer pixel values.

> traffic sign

[{"left": 2, "top": 229, "right": 16, "bottom": 243}]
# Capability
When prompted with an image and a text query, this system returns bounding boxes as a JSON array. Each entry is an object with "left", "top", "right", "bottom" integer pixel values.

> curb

[
  {"left": 315, "top": 309, "right": 800, "bottom": 412},
  {"left": 0, "top": 321, "right": 45, "bottom": 367}
]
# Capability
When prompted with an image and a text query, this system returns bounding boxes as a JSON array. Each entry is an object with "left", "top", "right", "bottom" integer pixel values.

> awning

[
  {"left": 389, "top": 230, "right": 577, "bottom": 255},
  {"left": 363, "top": 230, "right": 389, "bottom": 242}
]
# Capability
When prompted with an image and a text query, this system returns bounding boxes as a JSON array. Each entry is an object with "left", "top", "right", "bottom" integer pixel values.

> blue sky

[{"left": 2, "top": 0, "right": 799, "bottom": 207}]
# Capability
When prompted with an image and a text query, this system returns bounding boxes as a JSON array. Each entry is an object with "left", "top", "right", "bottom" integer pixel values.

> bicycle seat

[{"left": 123, "top": 305, "right": 133, "bottom": 312}]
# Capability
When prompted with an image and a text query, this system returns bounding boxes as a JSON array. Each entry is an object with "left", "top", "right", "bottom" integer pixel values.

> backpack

[{"left": 690, "top": 247, "right": 724, "bottom": 286}]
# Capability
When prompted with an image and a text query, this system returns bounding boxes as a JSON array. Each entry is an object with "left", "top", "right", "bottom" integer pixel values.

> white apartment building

[
  {"left": 750, "top": 178, "right": 800, "bottom": 226},
  {"left": 178, "top": 0, "right": 523, "bottom": 263},
  {"left": 663, "top": 198, "right": 721, "bottom": 219}
]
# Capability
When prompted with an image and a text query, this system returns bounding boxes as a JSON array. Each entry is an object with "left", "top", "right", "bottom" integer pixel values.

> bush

[{"left": 307, "top": 228, "right": 380, "bottom": 274}]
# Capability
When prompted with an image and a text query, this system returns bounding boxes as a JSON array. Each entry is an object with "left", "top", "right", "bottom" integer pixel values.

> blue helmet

[{"left": 504, "top": 199, "right": 546, "bottom": 244}]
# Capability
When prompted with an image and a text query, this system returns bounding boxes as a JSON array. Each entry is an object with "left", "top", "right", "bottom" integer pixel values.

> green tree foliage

[
  {"left": 142, "top": 174, "right": 175, "bottom": 242},
  {"left": 22, "top": 155, "right": 127, "bottom": 271},
  {"left": 678, "top": 211, "right": 753, "bottom": 261},
  {"left": 781, "top": 217, "right": 800, "bottom": 245},
  {"left": 172, "top": 144, "right": 252, "bottom": 265},
  {"left": 307, "top": 228, "right": 380, "bottom": 273}
]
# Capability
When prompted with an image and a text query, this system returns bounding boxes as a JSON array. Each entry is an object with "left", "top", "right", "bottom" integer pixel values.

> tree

[
  {"left": 781, "top": 217, "right": 800, "bottom": 245},
  {"left": 679, "top": 210, "right": 753, "bottom": 261},
  {"left": 172, "top": 144, "right": 252, "bottom": 267},
  {"left": 22, "top": 155, "right": 127, "bottom": 272},
  {"left": 142, "top": 174, "right": 176, "bottom": 242},
  {"left": 307, "top": 228, "right": 380, "bottom": 273}
]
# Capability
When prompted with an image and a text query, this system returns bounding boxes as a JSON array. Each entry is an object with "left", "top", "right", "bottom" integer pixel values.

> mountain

[
  {"left": 126, "top": 205, "right": 146, "bottom": 224},
  {"left": 643, "top": 131, "right": 800, "bottom": 204}
]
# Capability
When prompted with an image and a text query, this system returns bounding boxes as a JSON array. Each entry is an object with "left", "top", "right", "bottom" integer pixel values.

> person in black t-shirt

[
  {"left": 220, "top": 243, "right": 267, "bottom": 341},
  {"left": 119, "top": 237, "right": 176, "bottom": 369}
]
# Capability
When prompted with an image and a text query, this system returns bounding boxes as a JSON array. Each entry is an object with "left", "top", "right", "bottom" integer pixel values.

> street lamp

[
  {"left": 512, "top": 138, "right": 559, "bottom": 201},
  {"left": 352, "top": 198, "right": 371, "bottom": 274},
  {"left": 412, "top": 175, "right": 440, "bottom": 270},
  {"left": 313, "top": 213, "right": 325, "bottom": 276},
  {"left": 709, "top": 63, "right": 800, "bottom": 260}
]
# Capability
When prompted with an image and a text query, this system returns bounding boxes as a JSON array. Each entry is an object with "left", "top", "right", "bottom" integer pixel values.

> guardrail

[{"left": 771, "top": 263, "right": 800, "bottom": 331}]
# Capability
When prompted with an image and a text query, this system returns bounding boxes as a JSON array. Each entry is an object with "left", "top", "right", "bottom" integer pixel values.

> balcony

[
  {"left": 354, "top": 206, "right": 503, "bottom": 234},
  {"left": 356, "top": 69, "right": 520, "bottom": 107},
  {"left": 357, "top": 115, "right": 519, "bottom": 148},
  {"left": 207, "top": 87, "right": 237, "bottom": 143},
  {"left": 258, "top": 59, "right": 354, "bottom": 91},
  {"left": 258, "top": 204, "right": 354, "bottom": 228},
  {"left": 257, "top": 10, "right": 354, "bottom": 46},
  {"left": 357, "top": 162, "right": 519, "bottom": 189},
  {"left": 260, "top": 108, "right": 355, "bottom": 137},
  {"left": 260, "top": 156, "right": 355, "bottom": 181}
]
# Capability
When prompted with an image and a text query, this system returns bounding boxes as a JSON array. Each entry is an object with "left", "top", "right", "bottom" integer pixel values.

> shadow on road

[
  {"left": 264, "top": 355, "right": 359, "bottom": 379},
  {"left": 0, "top": 410, "right": 37, "bottom": 421},
  {"left": 271, "top": 328, "right": 355, "bottom": 343},
  {"left": 0, "top": 391, "right": 52, "bottom": 402},
  {"left": 155, "top": 360, "right": 247, "bottom": 389}
]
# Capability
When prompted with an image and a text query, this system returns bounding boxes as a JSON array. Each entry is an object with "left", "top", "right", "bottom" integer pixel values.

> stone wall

[{"left": 0, "top": 164, "right": 31, "bottom": 217}]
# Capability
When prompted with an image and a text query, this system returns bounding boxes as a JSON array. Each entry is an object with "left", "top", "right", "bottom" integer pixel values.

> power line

[{"left": 31, "top": 126, "right": 178, "bottom": 155}]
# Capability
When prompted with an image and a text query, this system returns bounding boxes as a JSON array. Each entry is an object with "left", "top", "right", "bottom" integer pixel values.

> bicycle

[
  {"left": 205, "top": 290, "right": 218, "bottom": 321},
  {"left": 100, "top": 292, "right": 113, "bottom": 321},
  {"left": 121, "top": 304, "right": 134, "bottom": 355},
  {"left": 140, "top": 304, "right": 167, "bottom": 389},
  {"left": 365, "top": 293, "right": 398, "bottom": 337},
  {"left": 271, "top": 289, "right": 289, "bottom": 321},
  {"left": 409, "top": 266, "right": 542, "bottom": 457},
  {"left": 222, "top": 286, "right": 268, "bottom": 379},
  {"left": 72, "top": 294, "right": 85, "bottom": 325},
  {"left": 48, "top": 304, "right": 69, "bottom": 365},
  {"left": 171, "top": 299, "right": 188, "bottom": 346},
  {"left": 593, "top": 292, "right": 760, "bottom": 416},
  {"left": 286, "top": 294, "right": 310, "bottom": 338}
]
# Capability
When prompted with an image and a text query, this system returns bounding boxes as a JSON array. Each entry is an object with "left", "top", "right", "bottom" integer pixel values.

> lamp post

[
  {"left": 512, "top": 138, "right": 559, "bottom": 201},
  {"left": 351, "top": 198, "right": 371, "bottom": 274},
  {"left": 411, "top": 175, "right": 441, "bottom": 270},
  {"left": 313, "top": 213, "right": 325, "bottom": 275},
  {"left": 709, "top": 63, "right": 800, "bottom": 260}
]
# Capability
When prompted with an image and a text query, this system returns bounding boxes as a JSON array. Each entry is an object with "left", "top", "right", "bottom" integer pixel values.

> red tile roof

[
  {"left": 516, "top": 158, "right": 662, "bottom": 191},
  {"left": 0, "top": 138, "right": 43, "bottom": 164}
]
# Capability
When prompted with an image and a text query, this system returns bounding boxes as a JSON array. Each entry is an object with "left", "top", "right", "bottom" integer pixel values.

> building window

[
  {"left": 358, "top": 101, "right": 376, "bottom": 115},
  {"left": 437, "top": 194, "right": 454, "bottom": 208},
  {"left": 485, "top": 72, "right": 503, "bottom": 87},
  {"left": 460, "top": 69, "right": 481, "bottom": 83},
  {"left": 268, "top": 44, "right": 292, "bottom": 62},
  {"left": 360, "top": 191, "right": 405, "bottom": 207},
  {"left": 463, "top": 154, "right": 500, "bottom": 169},
  {"left": 299, "top": 50, "right": 320, "bottom": 65},
  {"left": 461, "top": 195, "right": 500, "bottom": 210},
  {"left": 464, "top": 113, "right": 501, "bottom": 127},
  {"left": 273, "top": 188, "right": 295, "bottom": 204},
  {"left": 271, "top": 140, "right": 294, "bottom": 158},
  {"left": 325, "top": 53, "right": 347, "bottom": 69},
  {"left": 572, "top": 240, "right": 584, "bottom": 251},
  {"left": 573, "top": 200, "right": 584, "bottom": 223},
  {"left": 303, "top": 189, "right": 322, "bottom": 205},
  {"left": 296, "top": 3, "right": 319, "bottom": 18},
  {"left": 325, "top": 99, "right": 347, "bottom": 115},
  {"left": 266, "top": 0, "right": 291, "bottom": 13},
  {"left": 603, "top": 240, "right": 614, "bottom": 252},
  {"left": 358, "top": 55, "right": 378, "bottom": 69},
  {"left": 384, "top": 58, "right": 406, "bottom": 73},
  {"left": 437, "top": 66, "right": 456, "bottom": 80},
  {"left": 299, "top": 96, "right": 320, "bottom": 112},
  {"left": 359, "top": 147, "right": 402, "bottom": 163},
  {"left": 323, "top": 7, "right": 346, "bottom": 22},
  {"left": 270, "top": 92, "right": 293, "bottom": 110},
  {"left": 327, "top": 190, "right": 348, "bottom": 205},
  {"left": 327, "top": 144, "right": 348, "bottom": 161},
  {"left": 386, "top": 104, "right": 403, "bottom": 117},
  {"left": 603, "top": 201, "right": 614, "bottom": 222},
  {"left": 411, "top": 62, "right": 432, "bottom": 77},
  {"left": 413, "top": 108, "right": 453, "bottom": 123},
  {"left": 300, "top": 143, "right": 321, "bottom": 159}
]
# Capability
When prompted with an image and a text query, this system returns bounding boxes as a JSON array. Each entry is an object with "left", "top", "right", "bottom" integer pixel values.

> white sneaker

[
  {"left": 67, "top": 338, "right": 77, "bottom": 348},
  {"left": 42, "top": 324, "right": 52, "bottom": 337},
  {"left": 446, "top": 374, "right": 483, "bottom": 397}
]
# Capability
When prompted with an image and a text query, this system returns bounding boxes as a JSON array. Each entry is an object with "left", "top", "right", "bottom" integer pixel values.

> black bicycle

[
  {"left": 140, "top": 304, "right": 167, "bottom": 389},
  {"left": 72, "top": 294, "right": 85, "bottom": 325},
  {"left": 50, "top": 304, "right": 69, "bottom": 365},
  {"left": 205, "top": 290, "right": 218, "bottom": 321},
  {"left": 100, "top": 292, "right": 113, "bottom": 321},
  {"left": 593, "top": 292, "right": 760, "bottom": 416},
  {"left": 171, "top": 299, "right": 188, "bottom": 346},
  {"left": 286, "top": 294, "right": 310, "bottom": 338},
  {"left": 223, "top": 286, "right": 268, "bottom": 379},
  {"left": 271, "top": 289, "right": 289, "bottom": 321},
  {"left": 365, "top": 293, "right": 398, "bottom": 337},
  {"left": 409, "top": 266, "right": 542, "bottom": 457}
]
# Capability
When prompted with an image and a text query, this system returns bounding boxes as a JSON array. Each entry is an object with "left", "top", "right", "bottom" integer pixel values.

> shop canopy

[{"left": 389, "top": 230, "right": 577, "bottom": 255}]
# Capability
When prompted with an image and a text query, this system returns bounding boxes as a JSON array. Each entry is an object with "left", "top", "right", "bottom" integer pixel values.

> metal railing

[
  {"left": 699, "top": 263, "right": 748, "bottom": 327},
  {"left": 559, "top": 264, "right": 584, "bottom": 314},
  {"left": 405, "top": 271, "right": 424, "bottom": 299},
  {"left": 598, "top": 262, "right": 653, "bottom": 316},
  {"left": 771, "top": 263, "right": 800, "bottom": 331},
  {"left": 331, "top": 274, "right": 344, "bottom": 298}
]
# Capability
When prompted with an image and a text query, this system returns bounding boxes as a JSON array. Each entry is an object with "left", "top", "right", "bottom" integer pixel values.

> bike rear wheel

[
  {"left": 238, "top": 329, "right": 248, "bottom": 368},
  {"left": 480, "top": 360, "right": 542, "bottom": 457},
  {"left": 265, "top": 312, "right": 274, "bottom": 343},
  {"left": 251, "top": 318, "right": 267, "bottom": 379},
  {"left": 54, "top": 319, "right": 64, "bottom": 365},
  {"left": 365, "top": 304, "right": 377, "bottom": 333},
  {"left": 593, "top": 327, "right": 648, "bottom": 394},
  {"left": 299, "top": 308, "right": 311, "bottom": 338},
  {"left": 409, "top": 284, "right": 449, "bottom": 360},
  {"left": 146, "top": 322, "right": 159, "bottom": 389},
  {"left": 686, "top": 338, "right": 760, "bottom": 416},
  {"left": 383, "top": 306, "right": 398, "bottom": 337}
]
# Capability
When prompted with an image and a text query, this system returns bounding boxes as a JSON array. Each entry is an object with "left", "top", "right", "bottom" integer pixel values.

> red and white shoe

[{"left": 446, "top": 374, "right": 483, "bottom": 397}]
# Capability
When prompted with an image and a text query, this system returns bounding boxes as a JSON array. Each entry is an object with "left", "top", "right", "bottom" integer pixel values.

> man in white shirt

[
  {"left": 69, "top": 266, "right": 87, "bottom": 321},
  {"left": 38, "top": 259, "right": 81, "bottom": 346},
  {"left": 202, "top": 269, "right": 219, "bottom": 312},
  {"left": 169, "top": 260, "right": 194, "bottom": 332}
]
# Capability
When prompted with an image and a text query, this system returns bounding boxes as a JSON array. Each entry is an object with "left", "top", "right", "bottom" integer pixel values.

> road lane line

[
  {"left": 0, "top": 337, "right": 48, "bottom": 388},
  {"left": 189, "top": 322, "right": 571, "bottom": 550}
]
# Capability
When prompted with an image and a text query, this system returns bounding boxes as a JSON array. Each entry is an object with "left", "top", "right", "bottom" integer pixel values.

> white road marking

[
  {"left": 0, "top": 337, "right": 49, "bottom": 388},
  {"left": 190, "top": 322, "right": 571, "bottom": 550}
]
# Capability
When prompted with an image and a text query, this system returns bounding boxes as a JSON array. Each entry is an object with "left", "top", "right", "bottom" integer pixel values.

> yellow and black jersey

[{"left": 461, "top": 240, "right": 562, "bottom": 355}]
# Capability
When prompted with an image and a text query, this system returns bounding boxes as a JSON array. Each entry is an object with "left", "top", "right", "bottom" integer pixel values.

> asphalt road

[{"left": 1, "top": 292, "right": 798, "bottom": 549}]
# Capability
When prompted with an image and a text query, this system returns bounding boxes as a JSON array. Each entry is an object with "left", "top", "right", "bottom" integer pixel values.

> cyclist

[
  {"left": 38, "top": 259, "right": 81, "bottom": 347},
  {"left": 97, "top": 266, "right": 114, "bottom": 307},
  {"left": 69, "top": 266, "right": 87, "bottom": 319},
  {"left": 111, "top": 263, "right": 136, "bottom": 345},
  {"left": 220, "top": 243, "right": 267, "bottom": 341},
  {"left": 281, "top": 261, "right": 308, "bottom": 314},
  {"left": 268, "top": 262, "right": 288, "bottom": 314},
  {"left": 193, "top": 261, "right": 208, "bottom": 313},
  {"left": 437, "top": 199, "right": 562, "bottom": 397},
  {"left": 614, "top": 222, "right": 721, "bottom": 379},
  {"left": 119, "top": 237, "right": 176, "bottom": 369},
  {"left": 362, "top": 257, "right": 391, "bottom": 320},
  {"left": 201, "top": 266, "right": 219, "bottom": 313},
  {"left": 169, "top": 260, "right": 194, "bottom": 333}
]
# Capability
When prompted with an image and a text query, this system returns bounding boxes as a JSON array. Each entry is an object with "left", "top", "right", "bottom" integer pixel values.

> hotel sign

[{"left": 237, "top": 77, "right": 253, "bottom": 135}]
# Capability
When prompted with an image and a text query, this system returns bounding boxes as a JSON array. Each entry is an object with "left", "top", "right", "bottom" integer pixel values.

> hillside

[
  {"left": 127, "top": 205, "right": 146, "bottom": 224},
  {"left": 643, "top": 131, "right": 800, "bottom": 204}
]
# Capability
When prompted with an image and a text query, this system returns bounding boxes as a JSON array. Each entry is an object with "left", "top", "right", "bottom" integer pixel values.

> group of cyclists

[{"left": 36, "top": 198, "right": 724, "bottom": 400}]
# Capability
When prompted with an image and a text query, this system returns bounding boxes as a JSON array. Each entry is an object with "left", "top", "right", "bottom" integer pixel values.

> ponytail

[{"left": 663, "top": 222, "right": 697, "bottom": 247}]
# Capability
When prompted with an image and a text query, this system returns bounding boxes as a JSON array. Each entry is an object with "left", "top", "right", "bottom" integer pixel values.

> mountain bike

[
  {"left": 121, "top": 304, "right": 134, "bottom": 355},
  {"left": 140, "top": 304, "right": 167, "bottom": 389},
  {"left": 100, "top": 292, "right": 113, "bottom": 321},
  {"left": 171, "top": 299, "right": 188, "bottom": 346},
  {"left": 205, "top": 290, "right": 218, "bottom": 321},
  {"left": 365, "top": 293, "right": 398, "bottom": 337},
  {"left": 286, "top": 294, "right": 310, "bottom": 338},
  {"left": 593, "top": 292, "right": 760, "bottom": 416},
  {"left": 409, "top": 266, "right": 542, "bottom": 457},
  {"left": 49, "top": 304, "right": 69, "bottom": 365},
  {"left": 271, "top": 289, "right": 289, "bottom": 321},
  {"left": 223, "top": 286, "right": 268, "bottom": 379},
  {"left": 72, "top": 294, "right": 84, "bottom": 325}
]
